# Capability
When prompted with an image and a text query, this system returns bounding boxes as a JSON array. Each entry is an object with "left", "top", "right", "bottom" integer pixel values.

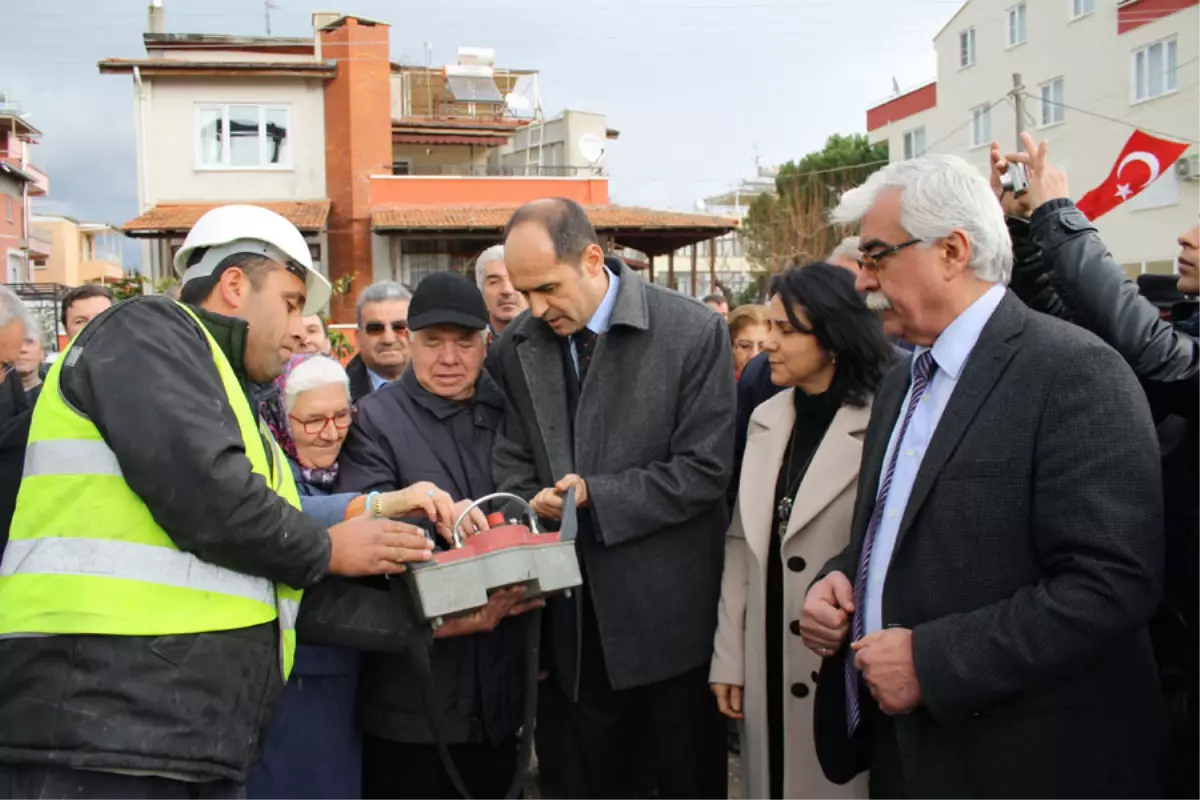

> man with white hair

[
  {"left": 798, "top": 155, "right": 1166, "bottom": 797},
  {"left": 826, "top": 235, "right": 861, "bottom": 274},
  {"left": 0, "top": 287, "right": 34, "bottom": 426},
  {"left": 474, "top": 244, "right": 527, "bottom": 344}
]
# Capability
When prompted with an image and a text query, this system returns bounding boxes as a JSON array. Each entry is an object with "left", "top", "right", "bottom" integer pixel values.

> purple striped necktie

[{"left": 845, "top": 349, "right": 936, "bottom": 735}]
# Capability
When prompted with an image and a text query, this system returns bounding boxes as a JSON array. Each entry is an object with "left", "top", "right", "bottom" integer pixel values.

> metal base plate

[{"left": 408, "top": 539, "right": 582, "bottom": 621}]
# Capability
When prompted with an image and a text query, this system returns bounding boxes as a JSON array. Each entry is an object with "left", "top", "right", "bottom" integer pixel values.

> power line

[
  {"left": 923, "top": 94, "right": 1010, "bottom": 154},
  {"left": 1019, "top": 90, "right": 1200, "bottom": 144}
]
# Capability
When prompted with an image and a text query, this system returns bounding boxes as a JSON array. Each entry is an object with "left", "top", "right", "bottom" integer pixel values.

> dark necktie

[
  {"left": 845, "top": 350, "right": 936, "bottom": 735},
  {"left": 572, "top": 329, "right": 598, "bottom": 384}
]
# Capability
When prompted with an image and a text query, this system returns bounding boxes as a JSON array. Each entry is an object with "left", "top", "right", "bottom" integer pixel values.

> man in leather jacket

[{"left": 996, "top": 133, "right": 1197, "bottom": 800}]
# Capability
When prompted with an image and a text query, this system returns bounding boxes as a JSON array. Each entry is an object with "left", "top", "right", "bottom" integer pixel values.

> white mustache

[{"left": 865, "top": 292, "right": 893, "bottom": 312}]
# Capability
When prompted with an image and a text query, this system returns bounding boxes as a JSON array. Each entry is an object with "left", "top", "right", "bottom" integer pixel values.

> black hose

[{"left": 406, "top": 590, "right": 543, "bottom": 800}]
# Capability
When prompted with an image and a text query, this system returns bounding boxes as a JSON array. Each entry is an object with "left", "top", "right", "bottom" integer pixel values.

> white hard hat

[{"left": 174, "top": 205, "right": 332, "bottom": 315}]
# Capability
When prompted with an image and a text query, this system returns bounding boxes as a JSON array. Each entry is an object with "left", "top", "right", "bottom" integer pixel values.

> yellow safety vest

[{"left": 0, "top": 301, "right": 303, "bottom": 678}]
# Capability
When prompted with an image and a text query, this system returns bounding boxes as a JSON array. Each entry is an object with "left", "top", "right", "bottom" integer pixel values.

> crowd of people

[{"left": 0, "top": 132, "right": 1191, "bottom": 800}]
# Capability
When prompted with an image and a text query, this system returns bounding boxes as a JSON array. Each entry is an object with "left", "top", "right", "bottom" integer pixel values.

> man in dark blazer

[
  {"left": 799, "top": 154, "right": 1167, "bottom": 798},
  {"left": 346, "top": 281, "right": 412, "bottom": 403},
  {"left": 489, "top": 198, "right": 734, "bottom": 798}
]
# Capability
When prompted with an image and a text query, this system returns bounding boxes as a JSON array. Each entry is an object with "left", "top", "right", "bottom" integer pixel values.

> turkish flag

[{"left": 1075, "top": 130, "right": 1190, "bottom": 220}]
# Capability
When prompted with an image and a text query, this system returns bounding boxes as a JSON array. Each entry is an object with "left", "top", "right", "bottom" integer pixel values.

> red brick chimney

[{"left": 320, "top": 16, "right": 392, "bottom": 323}]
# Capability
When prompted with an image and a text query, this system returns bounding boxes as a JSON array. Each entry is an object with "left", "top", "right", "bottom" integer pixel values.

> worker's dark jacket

[
  {"left": 1009, "top": 200, "right": 1198, "bottom": 794},
  {"left": 0, "top": 297, "right": 333, "bottom": 783},
  {"left": 336, "top": 368, "right": 527, "bottom": 746}
]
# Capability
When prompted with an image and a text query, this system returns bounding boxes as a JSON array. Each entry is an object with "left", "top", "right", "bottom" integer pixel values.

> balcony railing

[{"left": 391, "top": 162, "right": 605, "bottom": 178}]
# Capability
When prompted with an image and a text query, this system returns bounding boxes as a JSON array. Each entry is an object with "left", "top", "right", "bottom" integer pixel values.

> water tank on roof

[{"left": 457, "top": 47, "right": 496, "bottom": 68}]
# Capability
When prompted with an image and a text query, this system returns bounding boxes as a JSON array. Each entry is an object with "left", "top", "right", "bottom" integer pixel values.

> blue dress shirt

[
  {"left": 863, "top": 284, "right": 1006, "bottom": 634},
  {"left": 569, "top": 265, "right": 620, "bottom": 376}
]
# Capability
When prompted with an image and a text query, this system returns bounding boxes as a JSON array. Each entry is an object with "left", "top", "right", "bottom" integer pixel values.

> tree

[{"left": 740, "top": 134, "right": 888, "bottom": 292}]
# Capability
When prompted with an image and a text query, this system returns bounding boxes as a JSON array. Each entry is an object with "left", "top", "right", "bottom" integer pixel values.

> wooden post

[
  {"left": 689, "top": 243, "right": 698, "bottom": 298},
  {"left": 709, "top": 237, "right": 717, "bottom": 294},
  {"left": 667, "top": 250, "right": 675, "bottom": 291}
]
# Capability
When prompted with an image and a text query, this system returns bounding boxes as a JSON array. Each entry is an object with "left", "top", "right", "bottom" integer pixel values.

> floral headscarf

[{"left": 259, "top": 353, "right": 343, "bottom": 489}]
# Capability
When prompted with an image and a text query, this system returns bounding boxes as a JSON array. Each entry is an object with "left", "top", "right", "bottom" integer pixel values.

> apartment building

[
  {"left": 102, "top": 5, "right": 736, "bottom": 322},
  {"left": 29, "top": 216, "right": 124, "bottom": 287},
  {"left": 0, "top": 100, "right": 51, "bottom": 285},
  {"left": 867, "top": 0, "right": 1198, "bottom": 272}
]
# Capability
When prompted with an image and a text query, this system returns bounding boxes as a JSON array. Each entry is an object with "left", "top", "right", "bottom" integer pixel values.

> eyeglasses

[
  {"left": 857, "top": 238, "right": 923, "bottom": 271},
  {"left": 363, "top": 320, "right": 408, "bottom": 335},
  {"left": 289, "top": 409, "right": 353, "bottom": 436}
]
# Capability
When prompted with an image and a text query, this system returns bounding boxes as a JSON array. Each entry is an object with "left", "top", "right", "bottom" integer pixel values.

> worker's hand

[
  {"left": 381, "top": 482, "right": 456, "bottom": 528},
  {"left": 326, "top": 517, "right": 433, "bottom": 577},
  {"left": 554, "top": 474, "right": 589, "bottom": 508},
  {"left": 1000, "top": 133, "right": 1071, "bottom": 214},
  {"left": 437, "top": 498, "right": 490, "bottom": 544},
  {"left": 711, "top": 683, "right": 744, "bottom": 720},
  {"left": 531, "top": 487, "right": 564, "bottom": 521},
  {"left": 433, "top": 586, "right": 543, "bottom": 638}
]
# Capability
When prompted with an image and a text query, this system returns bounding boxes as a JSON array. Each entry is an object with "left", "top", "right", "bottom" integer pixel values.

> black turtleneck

[{"left": 766, "top": 387, "right": 839, "bottom": 799}]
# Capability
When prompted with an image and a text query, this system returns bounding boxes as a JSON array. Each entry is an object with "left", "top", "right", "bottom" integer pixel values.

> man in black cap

[{"left": 336, "top": 270, "right": 541, "bottom": 800}]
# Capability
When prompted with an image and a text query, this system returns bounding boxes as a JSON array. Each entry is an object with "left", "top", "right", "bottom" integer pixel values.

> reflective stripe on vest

[
  {"left": 0, "top": 538, "right": 276, "bottom": 607},
  {"left": 0, "top": 299, "right": 304, "bottom": 678}
]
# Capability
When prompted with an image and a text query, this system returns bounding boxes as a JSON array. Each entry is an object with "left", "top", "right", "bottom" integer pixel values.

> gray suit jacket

[
  {"left": 815, "top": 292, "right": 1167, "bottom": 798},
  {"left": 489, "top": 259, "right": 736, "bottom": 692}
]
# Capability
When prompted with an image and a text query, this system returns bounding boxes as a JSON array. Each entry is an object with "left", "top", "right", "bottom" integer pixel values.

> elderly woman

[
  {"left": 728, "top": 303, "right": 768, "bottom": 381},
  {"left": 248, "top": 353, "right": 461, "bottom": 800},
  {"left": 710, "top": 263, "right": 894, "bottom": 799}
]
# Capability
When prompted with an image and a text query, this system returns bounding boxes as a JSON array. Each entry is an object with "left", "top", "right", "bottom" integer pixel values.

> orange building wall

[
  {"left": 370, "top": 176, "right": 609, "bottom": 206},
  {"left": 321, "top": 17, "right": 394, "bottom": 324}
]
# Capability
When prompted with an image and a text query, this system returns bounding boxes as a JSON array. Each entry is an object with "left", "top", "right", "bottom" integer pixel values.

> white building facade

[{"left": 868, "top": 0, "right": 1198, "bottom": 273}]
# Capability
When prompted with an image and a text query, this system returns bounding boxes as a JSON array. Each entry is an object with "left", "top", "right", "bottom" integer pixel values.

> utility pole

[
  {"left": 1010, "top": 73, "right": 1025, "bottom": 147},
  {"left": 264, "top": 0, "right": 276, "bottom": 36}
]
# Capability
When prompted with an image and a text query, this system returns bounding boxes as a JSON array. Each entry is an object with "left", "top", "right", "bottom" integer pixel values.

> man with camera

[{"left": 998, "top": 133, "right": 1198, "bottom": 799}]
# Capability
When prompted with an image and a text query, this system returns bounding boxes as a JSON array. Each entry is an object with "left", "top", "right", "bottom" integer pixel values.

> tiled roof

[
  {"left": 371, "top": 204, "right": 738, "bottom": 232},
  {"left": 121, "top": 201, "right": 331, "bottom": 236}
]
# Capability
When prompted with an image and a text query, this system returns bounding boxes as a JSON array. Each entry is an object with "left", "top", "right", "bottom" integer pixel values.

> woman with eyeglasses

[
  {"left": 710, "top": 263, "right": 895, "bottom": 799},
  {"left": 249, "top": 353, "right": 460, "bottom": 800},
  {"left": 728, "top": 303, "right": 769, "bottom": 381}
]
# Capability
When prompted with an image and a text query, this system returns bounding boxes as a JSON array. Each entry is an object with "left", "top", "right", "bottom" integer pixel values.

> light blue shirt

[
  {"left": 367, "top": 368, "right": 393, "bottom": 393},
  {"left": 863, "top": 284, "right": 1006, "bottom": 635},
  {"left": 570, "top": 265, "right": 620, "bottom": 376}
]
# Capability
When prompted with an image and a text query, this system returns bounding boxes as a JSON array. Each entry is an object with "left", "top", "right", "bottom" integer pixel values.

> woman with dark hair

[{"left": 710, "top": 262, "right": 893, "bottom": 799}]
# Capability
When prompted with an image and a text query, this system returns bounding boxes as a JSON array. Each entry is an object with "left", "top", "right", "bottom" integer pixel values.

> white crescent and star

[{"left": 1114, "top": 150, "right": 1162, "bottom": 201}]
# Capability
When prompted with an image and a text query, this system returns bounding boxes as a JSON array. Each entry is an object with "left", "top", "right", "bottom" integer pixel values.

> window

[
  {"left": 1133, "top": 38, "right": 1179, "bottom": 102},
  {"left": 1072, "top": 0, "right": 1094, "bottom": 18},
  {"left": 903, "top": 127, "right": 927, "bottom": 159},
  {"left": 959, "top": 27, "right": 976, "bottom": 68},
  {"left": 1007, "top": 3, "right": 1027, "bottom": 47},
  {"left": 195, "top": 104, "right": 291, "bottom": 169},
  {"left": 1040, "top": 78, "right": 1065, "bottom": 126},
  {"left": 971, "top": 105, "right": 991, "bottom": 148},
  {"left": 391, "top": 159, "right": 412, "bottom": 176}
]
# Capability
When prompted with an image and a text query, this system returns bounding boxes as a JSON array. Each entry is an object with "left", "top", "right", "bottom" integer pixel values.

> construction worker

[{"left": 0, "top": 205, "right": 434, "bottom": 799}]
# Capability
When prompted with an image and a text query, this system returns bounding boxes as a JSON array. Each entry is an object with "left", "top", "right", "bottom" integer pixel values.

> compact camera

[{"left": 1000, "top": 162, "right": 1029, "bottom": 197}]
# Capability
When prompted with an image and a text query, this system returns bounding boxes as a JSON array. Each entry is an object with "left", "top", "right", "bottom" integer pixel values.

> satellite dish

[
  {"left": 505, "top": 93, "right": 530, "bottom": 112},
  {"left": 578, "top": 133, "right": 605, "bottom": 166},
  {"left": 695, "top": 199, "right": 707, "bottom": 212}
]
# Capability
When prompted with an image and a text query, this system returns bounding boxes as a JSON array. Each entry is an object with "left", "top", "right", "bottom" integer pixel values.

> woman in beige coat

[{"left": 711, "top": 263, "right": 895, "bottom": 799}]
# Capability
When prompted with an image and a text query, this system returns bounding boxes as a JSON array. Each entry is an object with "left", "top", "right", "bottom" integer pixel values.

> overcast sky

[{"left": 1, "top": 0, "right": 956, "bottom": 269}]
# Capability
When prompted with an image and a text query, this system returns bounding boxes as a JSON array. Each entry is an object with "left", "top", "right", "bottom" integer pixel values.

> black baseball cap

[{"left": 407, "top": 271, "right": 490, "bottom": 332}]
